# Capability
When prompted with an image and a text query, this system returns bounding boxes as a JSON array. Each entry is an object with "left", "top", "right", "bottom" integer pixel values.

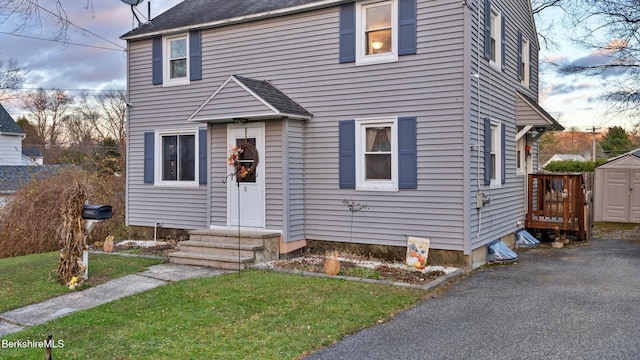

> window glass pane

[
  {"left": 236, "top": 138, "right": 257, "bottom": 183},
  {"left": 170, "top": 39, "right": 187, "bottom": 58},
  {"left": 162, "top": 136, "right": 177, "bottom": 181},
  {"left": 366, "top": 154, "right": 392, "bottom": 179},
  {"left": 366, "top": 4, "right": 391, "bottom": 30},
  {"left": 365, "top": 4, "right": 392, "bottom": 55},
  {"left": 170, "top": 59, "right": 187, "bottom": 79},
  {"left": 366, "top": 29, "right": 392, "bottom": 54},
  {"left": 179, "top": 135, "right": 195, "bottom": 181},
  {"left": 366, "top": 127, "right": 391, "bottom": 152}
]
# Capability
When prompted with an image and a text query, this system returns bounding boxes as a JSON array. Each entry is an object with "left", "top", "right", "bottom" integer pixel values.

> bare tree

[
  {"left": 554, "top": 0, "right": 640, "bottom": 123},
  {"left": 23, "top": 89, "right": 73, "bottom": 147},
  {"left": 532, "top": 0, "right": 569, "bottom": 50},
  {"left": 0, "top": 54, "right": 26, "bottom": 99},
  {"left": 75, "top": 89, "right": 127, "bottom": 147},
  {"left": 0, "top": 0, "right": 94, "bottom": 40}
]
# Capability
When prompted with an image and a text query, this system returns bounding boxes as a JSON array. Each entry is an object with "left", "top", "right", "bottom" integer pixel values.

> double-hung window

[
  {"left": 489, "top": 9, "right": 502, "bottom": 69},
  {"left": 152, "top": 30, "right": 201, "bottom": 86},
  {"left": 484, "top": 0, "right": 504, "bottom": 71},
  {"left": 356, "top": 118, "right": 398, "bottom": 191},
  {"left": 518, "top": 32, "right": 530, "bottom": 87},
  {"left": 155, "top": 130, "right": 198, "bottom": 186},
  {"left": 356, "top": 0, "right": 398, "bottom": 65},
  {"left": 164, "top": 35, "right": 189, "bottom": 86},
  {"left": 484, "top": 118, "right": 505, "bottom": 187}
]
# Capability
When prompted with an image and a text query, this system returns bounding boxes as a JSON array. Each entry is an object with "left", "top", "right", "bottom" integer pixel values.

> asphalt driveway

[{"left": 307, "top": 235, "right": 640, "bottom": 360}]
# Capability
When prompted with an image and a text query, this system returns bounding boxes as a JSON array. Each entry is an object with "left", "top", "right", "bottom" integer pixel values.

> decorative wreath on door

[{"left": 227, "top": 141, "right": 259, "bottom": 179}]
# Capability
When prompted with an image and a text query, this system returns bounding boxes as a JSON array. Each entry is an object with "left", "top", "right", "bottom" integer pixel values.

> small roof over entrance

[
  {"left": 188, "top": 75, "right": 312, "bottom": 123},
  {"left": 515, "top": 91, "right": 564, "bottom": 141}
]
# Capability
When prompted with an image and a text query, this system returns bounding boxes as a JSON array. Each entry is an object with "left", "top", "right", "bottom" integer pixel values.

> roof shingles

[{"left": 0, "top": 104, "right": 24, "bottom": 135}]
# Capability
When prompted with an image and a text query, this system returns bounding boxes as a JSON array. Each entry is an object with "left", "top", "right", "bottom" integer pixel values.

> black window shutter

[
  {"left": 199, "top": 128, "right": 207, "bottom": 184},
  {"left": 152, "top": 37, "right": 163, "bottom": 85},
  {"left": 517, "top": 31, "right": 523, "bottom": 80},
  {"left": 144, "top": 132, "right": 155, "bottom": 183},
  {"left": 339, "top": 3, "right": 356, "bottom": 63},
  {"left": 483, "top": 0, "right": 491, "bottom": 60},
  {"left": 398, "top": 117, "right": 417, "bottom": 189},
  {"left": 501, "top": 123, "right": 506, "bottom": 184},
  {"left": 501, "top": 15, "right": 506, "bottom": 70},
  {"left": 339, "top": 120, "right": 356, "bottom": 188},
  {"left": 483, "top": 118, "right": 491, "bottom": 186},
  {"left": 398, "top": 0, "right": 417, "bottom": 56},
  {"left": 189, "top": 30, "right": 202, "bottom": 81}
]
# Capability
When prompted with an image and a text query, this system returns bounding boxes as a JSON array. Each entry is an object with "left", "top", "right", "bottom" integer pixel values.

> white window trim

[
  {"left": 355, "top": 0, "right": 399, "bottom": 66},
  {"left": 163, "top": 34, "right": 190, "bottom": 87},
  {"left": 489, "top": 8, "right": 502, "bottom": 71},
  {"left": 355, "top": 117, "right": 398, "bottom": 191},
  {"left": 490, "top": 121, "right": 502, "bottom": 188},
  {"left": 521, "top": 37, "right": 530, "bottom": 87},
  {"left": 516, "top": 136, "right": 526, "bottom": 176},
  {"left": 154, "top": 128, "right": 199, "bottom": 187}
]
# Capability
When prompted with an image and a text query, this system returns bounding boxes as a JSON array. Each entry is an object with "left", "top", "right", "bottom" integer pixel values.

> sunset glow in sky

[{"left": 0, "top": 0, "right": 633, "bottom": 131}]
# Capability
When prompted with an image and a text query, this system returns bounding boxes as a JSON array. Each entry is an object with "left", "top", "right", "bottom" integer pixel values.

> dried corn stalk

[{"left": 56, "top": 180, "right": 88, "bottom": 287}]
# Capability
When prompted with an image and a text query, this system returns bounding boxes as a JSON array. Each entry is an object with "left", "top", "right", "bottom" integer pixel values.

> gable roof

[
  {"left": 122, "top": 0, "right": 346, "bottom": 40},
  {"left": 515, "top": 91, "right": 564, "bottom": 131},
  {"left": 597, "top": 148, "right": 640, "bottom": 169},
  {"left": 0, "top": 104, "right": 24, "bottom": 136},
  {"left": 189, "top": 75, "right": 312, "bottom": 123}
]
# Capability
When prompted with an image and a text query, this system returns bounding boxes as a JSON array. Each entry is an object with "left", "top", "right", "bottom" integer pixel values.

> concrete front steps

[{"left": 168, "top": 229, "right": 281, "bottom": 270}]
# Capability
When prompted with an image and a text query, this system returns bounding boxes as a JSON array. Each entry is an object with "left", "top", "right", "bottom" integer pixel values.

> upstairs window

[
  {"left": 168, "top": 36, "right": 188, "bottom": 81},
  {"left": 484, "top": 0, "right": 505, "bottom": 71},
  {"left": 152, "top": 30, "right": 202, "bottom": 86},
  {"left": 357, "top": 0, "right": 398, "bottom": 65},
  {"left": 340, "top": 0, "right": 416, "bottom": 64},
  {"left": 518, "top": 32, "right": 530, "bottom": 87}
]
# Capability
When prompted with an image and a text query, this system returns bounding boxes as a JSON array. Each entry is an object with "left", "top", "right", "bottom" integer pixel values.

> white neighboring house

[
  {"left": 0, "top": 103, "right": 25, "bottom": 166},
  {"left": 543, "top": 154, "right": 587, "bottom": 168}
]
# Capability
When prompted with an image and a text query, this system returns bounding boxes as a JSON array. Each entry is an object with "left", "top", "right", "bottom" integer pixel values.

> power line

[
  {"left": 0, "top": 31, "right": 124, "bottom": 51},
  {"left": 20, "top": 0, "right": 126, "bottom": 51}
]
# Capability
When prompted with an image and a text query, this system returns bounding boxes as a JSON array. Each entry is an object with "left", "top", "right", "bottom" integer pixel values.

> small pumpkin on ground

[{"left": 323, "top": 251, "right": 341, "bottom": 275}]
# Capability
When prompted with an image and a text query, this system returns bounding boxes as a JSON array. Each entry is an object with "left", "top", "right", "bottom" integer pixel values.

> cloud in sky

[{"left": 1, "top": 0, "right": 182, "bottom": 92}]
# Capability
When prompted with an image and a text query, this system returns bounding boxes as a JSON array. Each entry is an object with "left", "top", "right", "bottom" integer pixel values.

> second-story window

[
  {"left": 489, "top": 8, "right": 502, "bottom": 69},
  {"left": 356, "top": 0, "right": 398, "bottom": 65},
  {"left": 519, "top": 35, "right": 530, "bottom": 87},
  {"left": 164, "top": 34, "right": 190, "bottom": 86}
]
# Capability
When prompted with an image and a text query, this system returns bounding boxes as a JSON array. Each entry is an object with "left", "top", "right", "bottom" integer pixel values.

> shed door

[{"left": 602, "top": 169, "right": 640, "bottom": 223}]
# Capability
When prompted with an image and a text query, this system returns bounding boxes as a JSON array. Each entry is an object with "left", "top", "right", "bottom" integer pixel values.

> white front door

[{"left": 227, "top": 124, "right": 265, "bottom": 228}]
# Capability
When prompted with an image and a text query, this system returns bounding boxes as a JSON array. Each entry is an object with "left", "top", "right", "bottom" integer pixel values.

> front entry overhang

[
  {"left": 515, "top": 91, "right": 564, "bottom": 141},
  {"left": 188, "top": 75, "right": 312, "bottom": 123}
]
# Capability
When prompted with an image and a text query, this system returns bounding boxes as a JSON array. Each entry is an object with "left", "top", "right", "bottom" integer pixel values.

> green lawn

[
  {"left": 0, "top": 252, "right": 164, "bottom": 312},
  {"left": 0, "top": 269, "right": 427, "bottom": 359}
]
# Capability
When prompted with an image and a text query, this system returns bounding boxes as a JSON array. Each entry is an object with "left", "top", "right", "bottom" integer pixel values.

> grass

[
  {"left": 0, "top": 252, "right": 164, "bottom": 312},
  {"left": 0, "top": 269, "right": 427, "bottom": 359}
]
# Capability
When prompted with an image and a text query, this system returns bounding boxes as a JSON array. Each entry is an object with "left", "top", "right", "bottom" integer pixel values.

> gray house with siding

[{"left": 122, "top": 0, "right": 562, "bottom": 269}]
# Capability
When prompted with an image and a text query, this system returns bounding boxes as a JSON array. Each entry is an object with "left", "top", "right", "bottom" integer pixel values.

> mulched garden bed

[{"left": 266, "top": 255, "right": 454, "bottom": 285}]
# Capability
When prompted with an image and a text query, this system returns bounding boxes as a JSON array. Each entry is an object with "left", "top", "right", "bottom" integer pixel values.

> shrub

[
  {"left": 0, "top": 168, "right": 126, "bottom": 259},
  {"left": 543, "top": 159, "right": 596, "bottom": 172}
]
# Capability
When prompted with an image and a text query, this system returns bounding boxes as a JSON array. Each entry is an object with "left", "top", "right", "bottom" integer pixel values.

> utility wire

[
  {"left": 22, "top": 0, "right": 126, "bottom": 50},
  {"left": 0, "top": 31, "right": 123, "bottom": 51}
]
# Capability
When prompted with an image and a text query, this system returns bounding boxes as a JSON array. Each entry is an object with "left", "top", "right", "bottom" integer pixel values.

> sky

[{"left": 0, "top": 0, "right": 632, "bottom": 131}]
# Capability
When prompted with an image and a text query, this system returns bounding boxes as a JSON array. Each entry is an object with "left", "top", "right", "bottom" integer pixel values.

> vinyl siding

[
  {"left": 127, "top": 0, "right": 540, "bottom": 252},
  {"left": 287, "top": 120, "right": 306, "bottom": 241},
  {"left": 0, "top": 135, "right": 22, "bottom": 165},
  {"left": 466, "top": 0, "right": 540, "bottom": 251}
]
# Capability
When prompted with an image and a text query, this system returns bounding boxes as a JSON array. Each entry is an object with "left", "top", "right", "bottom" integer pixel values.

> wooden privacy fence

[{"left": 525, "top": 173, "right": 592, "bottom": 241}]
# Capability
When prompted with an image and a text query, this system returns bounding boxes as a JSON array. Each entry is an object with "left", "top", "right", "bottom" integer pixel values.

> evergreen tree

[{"left": 599, "top": 126, "right": 634, "bottom": 157}]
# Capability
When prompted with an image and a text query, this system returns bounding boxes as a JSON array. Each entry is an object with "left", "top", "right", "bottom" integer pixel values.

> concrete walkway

[{"left": 0, "top": 264, "right": 230, "bottom": 337}]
